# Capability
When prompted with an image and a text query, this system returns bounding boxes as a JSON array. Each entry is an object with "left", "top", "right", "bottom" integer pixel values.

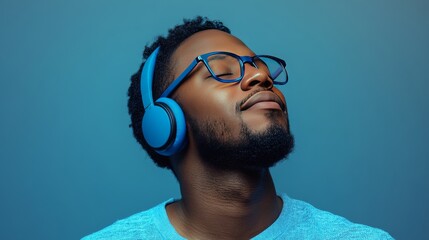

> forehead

[{"left": 171, "top": 30, "right": 254, "bottom": 75}]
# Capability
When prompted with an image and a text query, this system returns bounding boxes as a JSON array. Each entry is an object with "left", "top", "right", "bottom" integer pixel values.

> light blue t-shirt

[{"left": 83, "top": 193, "right": 393, "bottom": 239}]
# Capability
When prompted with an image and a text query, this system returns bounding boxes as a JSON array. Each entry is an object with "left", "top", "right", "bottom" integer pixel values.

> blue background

[{"left": 1, "top": 0, "right": 428, "bottom": 239}]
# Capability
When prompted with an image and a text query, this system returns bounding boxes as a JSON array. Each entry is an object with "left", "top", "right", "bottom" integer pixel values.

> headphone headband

[{"left": 140, "top": 47, "right": 160, "bottom": 109}]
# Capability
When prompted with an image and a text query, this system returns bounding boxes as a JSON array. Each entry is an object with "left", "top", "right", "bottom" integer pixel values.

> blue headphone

[{"left": 140, "top": 47, "right": 187, "bottom": 156}]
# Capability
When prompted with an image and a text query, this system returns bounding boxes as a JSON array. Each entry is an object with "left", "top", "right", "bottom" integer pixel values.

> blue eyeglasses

[{"left": 160, "top": 51, "right": 289, "bottom": 98}]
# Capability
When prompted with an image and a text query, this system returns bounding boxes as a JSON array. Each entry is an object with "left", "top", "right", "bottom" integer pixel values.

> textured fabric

[{"left": 82, "top": 194, "right": 393, "bottom": 239}]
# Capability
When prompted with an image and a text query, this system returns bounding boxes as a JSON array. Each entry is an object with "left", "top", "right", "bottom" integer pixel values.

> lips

[{"left": 240, "top": 91, "right": 285, "bottom": 111}]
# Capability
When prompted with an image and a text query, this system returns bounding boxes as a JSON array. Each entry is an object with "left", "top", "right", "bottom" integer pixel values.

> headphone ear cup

[{"left": 142, "top": 97, "right": 187, "bottom": 156}]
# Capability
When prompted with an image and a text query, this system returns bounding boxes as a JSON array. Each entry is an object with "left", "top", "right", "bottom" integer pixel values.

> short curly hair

[{"left": 127, "top": 16, "right": 231, "bottom": 169}]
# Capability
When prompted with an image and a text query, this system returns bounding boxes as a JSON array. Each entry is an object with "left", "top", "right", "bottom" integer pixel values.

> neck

[{"left": 167, "top": 155, "right": 282, "bottom": 240}]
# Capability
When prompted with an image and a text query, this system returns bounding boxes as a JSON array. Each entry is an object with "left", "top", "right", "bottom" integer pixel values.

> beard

[{"left": 187, "top": 112, "right": 295, "bottom": 171}]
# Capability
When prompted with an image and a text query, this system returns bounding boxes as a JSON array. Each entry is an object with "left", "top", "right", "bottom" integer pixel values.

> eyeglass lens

[
  {"left": 206, "top": 54, "right": 242, "bottom": 80},
  {"left": 206, "top": 54, "right": 286, "bottom": 83}
]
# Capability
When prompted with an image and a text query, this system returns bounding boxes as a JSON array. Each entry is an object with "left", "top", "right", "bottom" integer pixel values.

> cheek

[
  {"left": 273, "top": 87, "right": 287, "bottom": 106},
  {"left": 176, "top": 83, "right": 242, "bottom": 129},
  {"left": 188, "top": 91, "right": 237, "bottom": 120}
]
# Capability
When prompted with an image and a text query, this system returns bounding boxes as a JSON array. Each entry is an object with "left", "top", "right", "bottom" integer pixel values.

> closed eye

[
  {"left": 205, "top": 73, "right": 234, "bottom": 79},
  {"left": 215, "top": 73, "right": 233, "bottom": 78}
]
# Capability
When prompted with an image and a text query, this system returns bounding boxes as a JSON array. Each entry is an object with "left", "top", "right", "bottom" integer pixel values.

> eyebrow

[{"left": 207, "top": 54, "right": 228, "bottom": 62}]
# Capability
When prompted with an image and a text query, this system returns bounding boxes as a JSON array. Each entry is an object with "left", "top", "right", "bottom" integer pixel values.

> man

[{"left": 84, "top": 17, "right": 393, "bottom": 239}]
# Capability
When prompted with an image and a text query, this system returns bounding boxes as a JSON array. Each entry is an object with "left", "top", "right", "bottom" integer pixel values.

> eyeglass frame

[{"left": 159, "top": 51, "right": 289, "bottom": 98}]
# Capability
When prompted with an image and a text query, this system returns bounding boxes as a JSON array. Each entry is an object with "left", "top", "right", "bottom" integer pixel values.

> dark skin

[{"left": 165, "top": 30, "right": 289, "bottom": 240}]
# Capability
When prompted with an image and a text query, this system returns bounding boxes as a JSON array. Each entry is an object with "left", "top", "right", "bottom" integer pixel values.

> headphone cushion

[{"left": 142, "top": 97, "right": 186, "bottom": 156}]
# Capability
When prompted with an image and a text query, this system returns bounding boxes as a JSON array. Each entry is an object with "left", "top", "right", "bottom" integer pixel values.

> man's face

[{"left": 170, "top": 30, "right": 294, "bottom": 170}]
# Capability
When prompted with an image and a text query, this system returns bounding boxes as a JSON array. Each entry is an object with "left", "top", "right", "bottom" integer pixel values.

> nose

[{"left": 240, "top": 62, "right": 273, "bottom": 91}]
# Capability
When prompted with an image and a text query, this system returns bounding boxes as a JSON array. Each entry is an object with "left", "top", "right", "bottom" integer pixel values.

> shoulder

[
  {"left": 82, "top": 199, "right": 173, "bottom": 240},
  {"left": 280, "top": 194, "right": 394, "bottom": 239}
]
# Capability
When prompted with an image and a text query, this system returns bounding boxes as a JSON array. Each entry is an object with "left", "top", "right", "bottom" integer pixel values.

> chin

[
  {"left": 197, "top": 122, "right": 294, "bottom": 171},
  {"left": 243, "top": 111, "right": 289, "bottom": 134},
  {"left": 187, "top": 110, "right": 294, "bottom": 171}
]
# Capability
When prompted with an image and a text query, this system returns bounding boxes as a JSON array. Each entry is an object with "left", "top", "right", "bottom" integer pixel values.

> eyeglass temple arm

[{"left": 160, "top": 59, "right": 199, "bottom": 98}]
